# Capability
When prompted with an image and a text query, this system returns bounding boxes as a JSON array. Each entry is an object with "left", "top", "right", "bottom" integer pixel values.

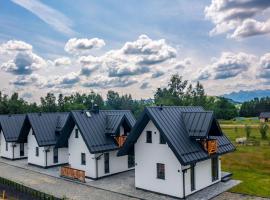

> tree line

[
  {"left": 0, "top": 74, "right": 239, "bottom": 119},
  {"left": 240, "top": 97, "right": 270, "bottom": 117}
]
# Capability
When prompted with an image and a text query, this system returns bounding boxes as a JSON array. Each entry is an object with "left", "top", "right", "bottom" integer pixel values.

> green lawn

[{"left": 221, "top": 125, "right": 270, "bottom": 197}]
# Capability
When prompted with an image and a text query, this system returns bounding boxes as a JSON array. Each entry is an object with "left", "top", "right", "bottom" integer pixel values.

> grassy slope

[{"left": 221, "top": 126, "right": 270, "bottom": 197}]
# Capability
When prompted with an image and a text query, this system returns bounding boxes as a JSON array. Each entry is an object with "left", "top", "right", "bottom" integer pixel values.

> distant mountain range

[{"left": 222, "top": 89, "right": 270, "bottom": 103}]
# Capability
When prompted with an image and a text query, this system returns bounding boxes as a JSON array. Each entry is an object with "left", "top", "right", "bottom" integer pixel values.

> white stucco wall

[
  {"left": 0, "top": 131, "right": 27, "bottom": 160},
  {"left": 68, "top": 126, "right": 133, "bottom": 179},
  {"left": 27, "top": 129, "right": 68, "bottom": 167},
  {"left": 135, "top": 120, "right": 221, "bottom": 198}
]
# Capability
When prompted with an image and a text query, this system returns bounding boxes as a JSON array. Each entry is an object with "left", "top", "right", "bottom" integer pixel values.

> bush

[
  {"left": 245, "top": 125, "right": 251, "bottom": 138},
  {"left": 259, "top": 123, "right": 269, "bottom": 140}
]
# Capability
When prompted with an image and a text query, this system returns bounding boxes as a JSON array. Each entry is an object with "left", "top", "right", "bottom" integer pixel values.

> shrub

[{"left": 259, "top": 123, "right": 269, "bottom": 140}]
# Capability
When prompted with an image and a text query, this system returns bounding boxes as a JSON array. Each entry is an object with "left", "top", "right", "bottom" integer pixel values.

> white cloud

[
  {"left": 53, "top": 57, "right": 71, "bottom": 66},
  {"left": 205, "top": 0, "right": 270, "bottom": 39},
  {"left": 258, "top": 53, "right": 270, "bottom": 79},
  {"left": 1, "top": 51, "right": 46, "bottom": 75},
  {"left": 1, "top": 40, "right": 32, "bottom": 52},
  {"left": 11, "top": 0, "right": 74, "bottom": 35},
  {"left": 10, "top": 73, "right": 44, "bottom": 87},
  {"left": 65, "top": 38, "right": 105, "bottom": 54}
]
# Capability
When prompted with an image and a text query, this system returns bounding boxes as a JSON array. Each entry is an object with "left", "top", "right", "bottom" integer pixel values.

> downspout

[
  {"left": 94, "top": 153, "right": 104, "bottom": 179},
  {"left": 45, "top": 147, "right": 50, "bottom": 168},
  {"left": 182, "top": 169, "right": 187, "bottom": 199},
  {"left": 12, "top": 143, "right": 16, "bottom": 160}
]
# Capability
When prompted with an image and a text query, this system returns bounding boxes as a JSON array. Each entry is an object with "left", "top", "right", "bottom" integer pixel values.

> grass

[{"left": 221, "top": 124, "right": 270, "bottom": 197}]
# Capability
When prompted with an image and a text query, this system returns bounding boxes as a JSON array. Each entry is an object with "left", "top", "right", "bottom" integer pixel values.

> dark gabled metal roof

[
  {"left": 118, "top": 106, "right": 235, "bottom": 166},
  {"left": 67, "top": 110, "right": 136, "bottom": 153},
  {"left": 27, "top": 112, "right": 71, "bottom": 146},
  {"left": 0, "top": 114, "right": 30, "bottom": 142},
  {"left": 259, "top": 112, "right": 270, "bottom": 118}
]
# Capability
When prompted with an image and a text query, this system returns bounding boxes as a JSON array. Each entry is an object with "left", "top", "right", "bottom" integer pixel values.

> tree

[
  {"left": 259, "top": 123, "right": 268, "bottom": 139},
  {"left": 245, "top": 125, "right": 251, "bottom": 139},
  {"left": 40, "top": 93, "right": 57, "bottom": 112}
]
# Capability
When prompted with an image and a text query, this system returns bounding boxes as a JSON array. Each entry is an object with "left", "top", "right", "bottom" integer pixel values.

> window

[
  {"left": 146, "top": 131, "right": 152, "bottom": 143},
  {"left": 5, "top": 142, "right": 8, "bottom": 151},
  {"left": 53, "top": 148, "right": 58, "bottom": 163},
  {"left": 20, "top": 143, "right": 24, "bottom": 157},
  {"left": 104, "top": 153, "right": 110, "bottom": 174},
  {"left": 212, "top": 157, "right": 219, "bottom": 182},
  {"left": 157, "top": 163, "right": 165, "bottom": 179},
  {"left": 81, "top": 153, "right": 86, "bottom": 165},
  {"left": 128, "top": 154, "right": 135, "bottom": 168},
  {"left": 35, "top": 147, "right": 39, "bottom": 157},
  {"left": 190, "top": 165, "right": 195, "bottom": 191},
  {"left": 75, "top": 129, "right": 79, "bottom": 138},
  {"left": 159, "top": 134, "right": 166, "bottom": 144}
]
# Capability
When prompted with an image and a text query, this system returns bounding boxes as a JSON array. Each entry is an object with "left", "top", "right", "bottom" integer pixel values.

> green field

[{"left": 221, "top": 124, "right": 270, "bottom": 197}]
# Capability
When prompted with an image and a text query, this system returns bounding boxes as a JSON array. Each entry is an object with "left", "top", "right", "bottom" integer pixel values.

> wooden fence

[
  {"left": 60, "top": 166, "right": 85, "bottom": 183},
  {"left": 0, "top": 176, "right": 61, "bottom": 200}
]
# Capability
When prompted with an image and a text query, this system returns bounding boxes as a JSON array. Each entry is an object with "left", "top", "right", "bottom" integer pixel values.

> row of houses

[{"left": 0, "top": 106, "right": 235, "bottom": 199}]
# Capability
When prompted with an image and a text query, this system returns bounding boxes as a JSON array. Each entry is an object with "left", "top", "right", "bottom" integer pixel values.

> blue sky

[{"left": 1, "top": 0, "right": 270, "bottom": 101}]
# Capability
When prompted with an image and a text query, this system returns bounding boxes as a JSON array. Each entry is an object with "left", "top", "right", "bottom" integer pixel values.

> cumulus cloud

[
  {"left": 174, "top": 58, "right": 191, "bottom": 69},
  {"left": 10, "top": 74, "right": 44, "bottom": 87},
  {"left": 53, "top": 57, "right": 71, "bottom": 66},
  {"left": 1, "top": 40, "right": 32, "bottom": 52},
  {"left": 65, "top": 38, "right": 105, "bottom": 54},
  {"left": 78, "top": 55, "right": 102, "bottom": 76},
  {"left": 258, "top": 53, "right": 270, "bottom": 78},
  {"left": 151, "top": 70, "right": 165, "bottom": 78},
  {"left": 140, "top": 82, "right": 150, "bottom": 89},
  {"left": 198, "top": 52, "right": 255, "bottom": 80},
  {"left": 205, "top": 0, "right": 270, "bottom": 39},
  {"left": 1, "top": 51, "right": 46, "bottom": 75},
  {"left": 44, "top": 72, "right": 80, "bottom": 88}
]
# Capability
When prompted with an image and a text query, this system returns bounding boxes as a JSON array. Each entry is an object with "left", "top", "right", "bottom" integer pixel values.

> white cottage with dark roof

[
  {"left": 119, "top": 106, "right": 235, "bottom": 198},
  {"left": 22, "top": 112, "right": 74, "bottom": 168},
  {"left": 0, "top": 114, "right": 30, "bottom": 160},
  {"left": 57, "top": 107, "right": 136, "bottom": 179}
]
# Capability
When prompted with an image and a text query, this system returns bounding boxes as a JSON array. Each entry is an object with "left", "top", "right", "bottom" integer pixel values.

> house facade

[
  {"left": 119, "top": 106, "right": 235, "bottom": 198},
  {"left": 57, "top": 108, "right": 136, "bottom": 179},
  {"left": 0, "top": 114, "right": 30, "bottom": 160},
  {"left": 25, "top": 112, "right": 74, "bottom": 168}
]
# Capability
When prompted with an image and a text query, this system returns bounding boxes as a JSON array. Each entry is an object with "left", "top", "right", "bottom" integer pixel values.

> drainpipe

[
  {"left": 182, "top": 169, "right": 187, "bottom": 199},
  {"left": 94, "top": 153, "right": 104, "bottom": 179},
  {"left": 44, "top": 147, "right": 50, "bottom": 168},
  {"left": 12, "top": 143, "right": 16, "bottom": 160}
]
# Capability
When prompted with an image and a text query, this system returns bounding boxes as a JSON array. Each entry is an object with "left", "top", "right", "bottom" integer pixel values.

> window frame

[
  {"left": 20, "top": 143, "right": 24, "bottom": 156},
  {"left": 211, "top": 157, "right": 219, "bottom": 182},
  {"left": 75, "top": 129, "right": 79, "bottom": 138},
  {"left": 159, "top": 133, "right": 166, "bottom": 144},
  {"left": 53, "top": 148, "right": 58, "bottom": 163},
  {"left": 5, "top": 142, "right": 8, "bottom": 151},
  {"left": 190, "top": 164, "right": 196, "bottom": 191},
  {"left": 156, "top": 163, "right": 165, "bottom": 180},
  {"left": 146, "top": 131, "right": 152, "bottom": 143},
  {"left": 128, "top": 154, "right": 135, "bottom": 168},
  {"left": 81, "top": 153, "right": 86, "bottom": 165},
  {"left": 35, "top": 147, "right": 39, "bottom": 157},
  {"left": 104, "top": 152, "right": 110, "bottom": 174}
]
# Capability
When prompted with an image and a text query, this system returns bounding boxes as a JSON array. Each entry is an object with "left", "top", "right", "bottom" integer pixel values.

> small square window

[
  {"left": 159, "top": 134, "right": 166, "bottom": 144},
  {"left": 81, "top": 153, "right": 86, "bottom": 165},
  {"left": 35, "top": 147, "right": 39, "bottom": 157},
  {"left": 75, "top": 129, "right": 79, "bottom": 138},
  {"left": 146, "top": 131, "right": 152, "bottom": 143},
  {"left": 157, "top": 163, "right": 165, "bottom": 179}
]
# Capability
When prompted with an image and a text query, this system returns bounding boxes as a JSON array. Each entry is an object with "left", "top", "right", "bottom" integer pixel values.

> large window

[
  {"left": 75, "top": 129, "right": 79, "bottom": 138},
  {"left": 128, "top": 154, "right": 135, "bottom": 168},
  {"left": 20, "top": 143, "right": 24, "bottom": 157},
  {"left": 104, "top": 153, "right": 110, "bottom": 174},
  {"left": 53, "top": 148, "right": 58, "bottom": 163},
  {"left": 156, "top": 163, "right": 165, "bottom": 180},
  {"left": 35, "top": 147, "right": 39, "bottom": 157},
  {"left": 5, "top": 142, "right": 8, "bottom": 151},
  {"left": 211, "top": 157, "right": 219, "bottom": 181},
  {"left": 81, "top": 153, "right": 86, "bottom": 165},
  {"left": 190, "top": 165, "right": 195, "bottom": 191},
  {"left": 159, "top": 134, "right": 166, "bottom": 144},
  {"left": 146, "top": 131, "right": 152, "bottom": 143}
]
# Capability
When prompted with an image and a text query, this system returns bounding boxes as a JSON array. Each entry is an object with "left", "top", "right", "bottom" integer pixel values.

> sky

[{"left": 1, "top": 0, "right": 270, "bottom": 102}]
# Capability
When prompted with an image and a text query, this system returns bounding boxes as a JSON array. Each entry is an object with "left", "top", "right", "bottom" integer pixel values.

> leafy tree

[
  {"left": 259, "top": 123, "right": 268, "bottom": 139},
  {"left": 40, "top": 93, "right": 57, "bottom": 112}
]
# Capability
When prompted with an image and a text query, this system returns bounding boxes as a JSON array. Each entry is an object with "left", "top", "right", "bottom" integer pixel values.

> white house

[
  {"left": 25, "top": 112, "right": 74, "bottom": 168},
  {"left": 56, "top": 107, "right": 136, "bottom": 179},
  {"left": 118, "top": 106, "right": 235, "bottom": 198},
  {"left": 0, "top": 114, "right": 30, "bottom": 160}
]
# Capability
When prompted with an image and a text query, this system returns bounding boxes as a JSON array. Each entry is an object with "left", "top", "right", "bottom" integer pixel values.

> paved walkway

[{"left": 0, "top": 158, "right": 244, "bottom": 200}]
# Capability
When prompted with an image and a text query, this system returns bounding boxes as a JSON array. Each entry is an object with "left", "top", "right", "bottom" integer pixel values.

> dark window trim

[
  {"left": 159, "top": 133, "right": 166, "bottom": 144},
  {"left": 53, "top": 148, "right": 58, "bottom": 163},
  {"left": 75, "top": 129, "right": 79, "bottom": 138},
  {"left": 104, "top": 152, "right": 110, "bottom": 174},
  {"left": 5, "top": 142, "right": 8, "bottom": 151},
  {"left": 35, "top": 147, "right": 39, "bottom": 157},
  {"left": 157, "top": 163, "right": 165, "bottom": 180},
  {"left": 146, "top": 131, "right": 152, "bottom": 143},
  {"left": 211, "top": 157, "right": 219, "bottom": 182},
  {"left": 20, "top": 143, "right": 24, "bottom": 157},
  {"left": 81, "top": 153, "right": 86, "bottom": 165},
  {"left": 191, "top": 164, "right": 196, "bottom": 191}
]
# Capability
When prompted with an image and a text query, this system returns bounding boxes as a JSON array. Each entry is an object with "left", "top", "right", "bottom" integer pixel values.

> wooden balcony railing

[
  {"left": 201, "top": 139, "right": 218, "bottom": 155},
  {"left": 60, "top": 166, "right": 85, "bottom": 182},
  {"left": 115, "top": 135, "right": 127, "bottom": 147}
]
